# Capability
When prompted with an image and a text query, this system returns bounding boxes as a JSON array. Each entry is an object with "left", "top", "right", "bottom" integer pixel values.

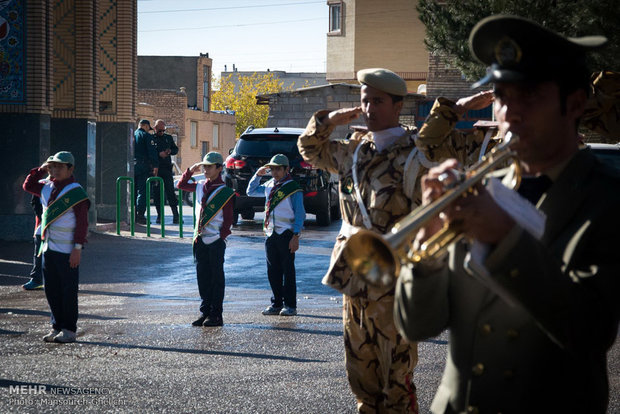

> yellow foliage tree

[{"left": 212, "top": 72, "right": 293, "bottom": 137}]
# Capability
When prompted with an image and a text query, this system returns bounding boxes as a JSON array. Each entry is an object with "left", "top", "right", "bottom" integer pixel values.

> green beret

[
  {"left": 357, "top": 68, "right": 408, "bottom": 97},
  {"left": 469, "top": 15, "right": 607, "bottom": 88}
]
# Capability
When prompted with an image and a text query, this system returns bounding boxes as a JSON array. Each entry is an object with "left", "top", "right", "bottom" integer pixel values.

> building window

[
  {"left": 201, "top": 141, "right": 210, "bottom": 159},
  {"left": 328, "top": 1, "right": 342, "bottom": 35},
  {"left": 212, "top": 124, "right": 219, "bottom": 149},
  {"left": 190, "top": 121, "right": 198, "bottom": 148}
]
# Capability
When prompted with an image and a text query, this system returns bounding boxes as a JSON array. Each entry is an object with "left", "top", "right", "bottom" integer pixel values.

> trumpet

[{"left": 342, "top": 132, "right": 521, "bottom": 287}]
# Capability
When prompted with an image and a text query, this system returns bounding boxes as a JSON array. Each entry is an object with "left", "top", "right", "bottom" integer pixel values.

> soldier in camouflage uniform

[
  {"left": 298, "top": 68, "right": 494, "bottom": 413},
  {"left": 582, "top": 70, "right": 620, "bottom": 140}
]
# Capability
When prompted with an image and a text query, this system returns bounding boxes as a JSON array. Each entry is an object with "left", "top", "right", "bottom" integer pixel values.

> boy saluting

[
  {"left": 23, "top": 151, "right": 90, "bottom": 343},
  {"left": 177, "top": 152, "right": 235, "bottom": 327},
  {"left": 247, "top": 154, "right": 305, "bottom": 317}
]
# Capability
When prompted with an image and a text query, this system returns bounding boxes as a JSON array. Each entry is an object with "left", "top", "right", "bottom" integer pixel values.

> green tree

[
  {"left": 212, "top": 72, "right": 293, "bottom": 137},
  {"left": 417, "top": 0, "right": 620, "bottom": 82}
]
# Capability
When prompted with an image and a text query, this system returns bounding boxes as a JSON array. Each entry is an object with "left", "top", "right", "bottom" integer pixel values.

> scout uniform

[
  {"left": 394, "top": 15, "right": 619, "bottom": 414},
  {"left": 178, "top": 152, "right": 234, "bottom": 327},
  {"left": 246, "top": 154, "right": 305, "bottom": 317},
  {"left": 23, "top": 151, "right": 90, "bottom": 344}
]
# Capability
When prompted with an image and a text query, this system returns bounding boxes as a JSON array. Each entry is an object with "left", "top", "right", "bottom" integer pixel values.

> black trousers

[
  {"left": 43, "top": 249, "right": 79, "bottom": 332},
  {"left": 154, "top": 169, "right": 178, "bottom": 212},
  {"left": 135, "top": 170, "right": 149, "bottom": 216},
  {"left": 29, "top": 234, "right": 43, "bottom": 284},
  {"left": 194, "top": 237, "right": 226, "bottom": 317},
  {"left": 265, "top": 230, "right": 297, "bottom": 309}
]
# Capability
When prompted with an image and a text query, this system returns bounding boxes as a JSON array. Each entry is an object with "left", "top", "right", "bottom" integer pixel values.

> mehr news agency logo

[{"left": 8, "top": 385, "right": 125, "bottom": 407}]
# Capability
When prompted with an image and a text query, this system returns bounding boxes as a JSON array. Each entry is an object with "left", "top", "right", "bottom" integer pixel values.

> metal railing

[
  {"left": 145, "top": 176, "right": 165, "bottom": 237},
  {"left": 116, "top": 176, "right": 135, "bottom": 236},
  {"left": 116, "top": 175, "right": 195, "bottom": 238}
]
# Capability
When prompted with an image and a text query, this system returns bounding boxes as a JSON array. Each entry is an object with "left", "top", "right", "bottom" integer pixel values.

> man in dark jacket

[
  {"left": 153, "top": 119, "right": 180, "bottom": 224},
  {"left": 134, "top": 119, "right": 158, "bottom": 224}
]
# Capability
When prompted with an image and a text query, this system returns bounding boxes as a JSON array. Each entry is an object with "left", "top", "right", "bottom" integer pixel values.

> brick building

[
  {"left": 137, "top": 55, "right": 236, "bottom": 170},
  {"left": 258, "top": 84, "right": 425, "bottom": 138},
  {"left": 0, "top": 0, "right": 138, "bottom": 240}
]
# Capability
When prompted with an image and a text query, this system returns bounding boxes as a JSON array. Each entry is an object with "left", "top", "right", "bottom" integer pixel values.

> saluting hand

[
  {"left": 323, "top": 107, "right": 363, "bottom": 126},
  {"left": 454, "top": 90, "right": 494, "bottom": 116},
  {"left": 189, "top": 163, "right": 203, "bottom": 174},
  {"left": 256, "top": 166, "right": 270, "bottom": 176}
]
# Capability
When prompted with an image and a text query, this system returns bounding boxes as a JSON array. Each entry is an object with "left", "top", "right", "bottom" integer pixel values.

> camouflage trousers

[{"left": 343, "top": 294, "right": 419, "bottom": 413}]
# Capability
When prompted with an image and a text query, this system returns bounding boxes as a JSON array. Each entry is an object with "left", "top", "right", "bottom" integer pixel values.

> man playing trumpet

[{"left": 395, "top": 15, "right": 620, "bottom": 414}]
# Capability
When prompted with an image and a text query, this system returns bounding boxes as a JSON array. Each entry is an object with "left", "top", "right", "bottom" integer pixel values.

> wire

[
  {"left": 139, "top": 1, "right": 324, "bottom": 14},
  {"left": 139, "top": 17, "right": 324, "bottom": 33}
]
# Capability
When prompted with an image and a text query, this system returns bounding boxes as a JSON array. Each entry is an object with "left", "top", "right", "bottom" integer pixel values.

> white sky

[{"left": 137, "top": 0, "right": 328, "bottom": 78}]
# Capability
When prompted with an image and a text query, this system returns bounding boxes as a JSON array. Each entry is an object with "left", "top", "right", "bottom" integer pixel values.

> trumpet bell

[{"left": 342, "top": 229, "right": 400, "bottom": 287}]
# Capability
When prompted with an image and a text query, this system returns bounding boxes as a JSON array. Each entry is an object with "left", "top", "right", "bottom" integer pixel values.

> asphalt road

[{"left": 0, "top": 210, "right": 617, "bottom": 413}]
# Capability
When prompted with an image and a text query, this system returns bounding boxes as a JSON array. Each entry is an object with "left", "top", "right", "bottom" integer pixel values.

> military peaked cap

[{"left": 469, "top": 15, "right": 607, "bottom": 88}]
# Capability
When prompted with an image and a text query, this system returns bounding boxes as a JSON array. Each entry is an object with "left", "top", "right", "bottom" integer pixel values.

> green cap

[
  {"left": 199, "top": 151, "right": 224, "bottom": 165},
  {"left": 469, "top": 15, "right": 607, "bottom": 88},
  {"left": 357, "top": 68, "right": 408, "bottom": 97},
  {"left": 265, "top": 154, "right": 289, "bottom": 167},
  {"left": 47, "top": 151, "right": 75, "bottom": 165}
]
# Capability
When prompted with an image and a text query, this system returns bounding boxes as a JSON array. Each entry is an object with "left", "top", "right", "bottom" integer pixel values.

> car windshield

[{"left": 237, "top": 134, "right": 301, "bottom": 158}]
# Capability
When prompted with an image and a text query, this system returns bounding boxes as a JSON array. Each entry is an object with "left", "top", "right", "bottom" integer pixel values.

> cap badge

[{"left": 494, "top": 36, "right": 522, "bottom": 66}]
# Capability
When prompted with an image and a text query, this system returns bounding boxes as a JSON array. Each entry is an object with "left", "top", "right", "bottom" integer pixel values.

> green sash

[
  {"left": 194, "top": 186, "right": 235, "bottom": 241},
  {"left": 264, "top": 180, "right": 301, "bottom": 230},
  {"left": 39, "top": 185, "right": 89, "bottom": 255},
  {"left": 266, "top": 180, "right": 301, "bottom": 213}
]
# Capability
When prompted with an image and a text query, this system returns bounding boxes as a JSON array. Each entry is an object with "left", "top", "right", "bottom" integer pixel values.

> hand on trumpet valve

[{"left": 420, "top": 159, "right": 516, "bottom": 245}]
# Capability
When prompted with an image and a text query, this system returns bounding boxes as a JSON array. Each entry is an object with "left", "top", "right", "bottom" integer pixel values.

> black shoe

[
  {"left": 156, "top": 216, "right": 161, "bottom": 224},
  {"left": 172, "top": 215, "right": 179, "bottom": 224},
  {"left": 202, "top": 315, "right": 223, "bottom": 327},
  {"left": 135, "top": 216, "right": 146, "bottom": 225},
  {"left": 191, "top": 316, "right": 207, "bottom": 326}
]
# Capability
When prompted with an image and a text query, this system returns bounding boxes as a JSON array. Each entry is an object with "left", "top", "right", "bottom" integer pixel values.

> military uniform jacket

[
  {"left": 154, "top": 132, "right": 179, "bottom": 173},
  {"left": 134, "top": 128, "right": 159, "bottom": 175},
  {"left": 395, "top": 148, "right": 620, "bottom": 414}
]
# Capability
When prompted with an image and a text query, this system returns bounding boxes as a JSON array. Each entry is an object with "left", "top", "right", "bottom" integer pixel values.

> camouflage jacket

[
  {"left": 417, "top": 97, "right": 501, "bottom": 166},
  {"left": 298, "top": 103, "right": 488, "bottom": 300},
  {"left": 582, "top": 71, "right": 620, "bottom": 140}
]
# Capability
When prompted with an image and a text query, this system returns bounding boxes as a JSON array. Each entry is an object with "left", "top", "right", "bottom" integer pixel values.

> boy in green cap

[
  {"left": 23, "top": 151, "right": 90, "bottom": 343},
  {"left": 247, "top": 154, "right": 305, "bottom": 317},
  {"left": 177, "top": 152, "right": 235, "bottom": 327}
]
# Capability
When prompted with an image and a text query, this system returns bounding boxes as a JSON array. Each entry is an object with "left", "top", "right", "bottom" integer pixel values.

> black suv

[{"left": 224, "top": 126, "right": 340, "bottom": 226}]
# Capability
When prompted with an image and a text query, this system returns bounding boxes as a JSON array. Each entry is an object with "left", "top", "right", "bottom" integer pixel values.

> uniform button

[
  {"left": 467, "top": 406, "right": 479, "bottom": 414},
  {"left": 507, "top": 328, "right": 519, "bottom": 339},
  {"left": 480, "top": 323, "right": 493, "bottom": 336},
  {"left": 509, "top": 268, "right": 519, "bottom": 278},
  {"left": 503, "top": 369, "right": 515, "bottom": 379},
  {"left": 472, "top": 363, "right": 484, "bottom": 376}
]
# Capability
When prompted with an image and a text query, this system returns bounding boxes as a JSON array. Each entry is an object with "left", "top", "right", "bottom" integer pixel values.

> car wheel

[
  {"left": 241, "top": 210, "right": 255, "bottom": 220},
  {"left": 315, "top": 189, "right": 332, "bottom": 226}
]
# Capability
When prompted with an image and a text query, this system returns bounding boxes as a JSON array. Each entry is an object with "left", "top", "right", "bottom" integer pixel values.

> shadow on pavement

[{"left": 78, "top": 340, "right": 327, "bottom": 363}]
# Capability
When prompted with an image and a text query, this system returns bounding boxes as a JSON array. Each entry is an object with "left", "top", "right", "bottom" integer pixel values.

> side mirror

[{"left": 228, "top": 148, "right": 233, "bottom": 155}]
